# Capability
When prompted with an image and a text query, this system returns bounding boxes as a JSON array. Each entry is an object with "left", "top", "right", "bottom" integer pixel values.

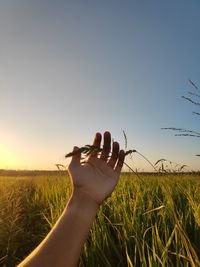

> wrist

[
  {"left": 66, "top": 188, "right": 100, "bottom": 219},
  {"left": 74, "top": 187, "right": 101, "bottom": 206}
]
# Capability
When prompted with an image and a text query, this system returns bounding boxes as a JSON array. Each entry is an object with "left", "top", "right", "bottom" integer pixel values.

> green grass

[{"left": 0, "top": 172, "right": 200, "bottom": 267}]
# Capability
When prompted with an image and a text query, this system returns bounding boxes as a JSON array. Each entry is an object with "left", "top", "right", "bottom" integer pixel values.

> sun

[{"left": 0, "top": 142, "right": 17, "bottom": 169}]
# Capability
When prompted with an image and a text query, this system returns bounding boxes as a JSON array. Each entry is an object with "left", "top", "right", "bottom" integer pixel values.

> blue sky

[{"left": 0, "top": 1, "right": 200, "bottom": 171}]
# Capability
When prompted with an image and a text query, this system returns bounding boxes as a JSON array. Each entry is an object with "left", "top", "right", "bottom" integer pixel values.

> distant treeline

[
  {"left": 0, "top": 169, "right": 68, "bottom": 177},
  {"left": 0, "top": 169, "right": 199, "bottom": 177}
]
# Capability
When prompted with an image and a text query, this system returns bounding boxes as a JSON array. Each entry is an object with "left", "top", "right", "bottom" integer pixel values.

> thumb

[{"left": 70, "top": 146, "right": 81, "bottom": 165}]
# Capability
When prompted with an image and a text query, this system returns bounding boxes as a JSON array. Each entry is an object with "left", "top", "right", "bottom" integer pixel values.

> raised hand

[{"left": 68, "top": 131, "right": 125, "bottom": 205}]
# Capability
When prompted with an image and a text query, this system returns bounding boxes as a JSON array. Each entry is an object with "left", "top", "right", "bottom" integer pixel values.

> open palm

[{"left": 68, "top": 132, "right": 125, "bottom": 205}]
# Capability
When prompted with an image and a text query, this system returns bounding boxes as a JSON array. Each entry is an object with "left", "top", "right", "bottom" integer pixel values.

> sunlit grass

[{"left": 0, "top": 172, "right": 200, "bottom": 266}]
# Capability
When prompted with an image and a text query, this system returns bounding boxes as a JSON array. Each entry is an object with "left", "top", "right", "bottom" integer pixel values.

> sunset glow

[{"left": 0, "top": 143, "right": 17, "bottom": 169}]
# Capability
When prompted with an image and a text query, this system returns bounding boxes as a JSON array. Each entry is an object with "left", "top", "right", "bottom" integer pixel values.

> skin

[{"left": 18, "top": 131, "right": 125, "bottom": 267}]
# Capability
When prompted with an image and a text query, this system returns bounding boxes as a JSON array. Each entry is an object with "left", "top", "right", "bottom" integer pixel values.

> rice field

[{"left": 0, "top": 171, "right": 200, "bottom": 267}]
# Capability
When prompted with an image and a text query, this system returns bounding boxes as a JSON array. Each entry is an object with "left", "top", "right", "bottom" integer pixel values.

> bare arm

[{"left": 18, "top": 131, "right": 125, "bottom": 267}]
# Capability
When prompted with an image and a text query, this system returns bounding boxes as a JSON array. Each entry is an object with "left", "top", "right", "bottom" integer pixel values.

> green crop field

[{"left": 0, "top": 171, "right": 200, "bottom": 267}]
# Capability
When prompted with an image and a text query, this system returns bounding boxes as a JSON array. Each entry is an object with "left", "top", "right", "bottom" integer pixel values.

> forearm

[{"left": 18, "top": 189, "right": 99, "bottom": 267}]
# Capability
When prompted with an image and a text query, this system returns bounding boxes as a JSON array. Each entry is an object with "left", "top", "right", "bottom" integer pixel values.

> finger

[
  {"left": 100, "top": 131, "right": 111, "bottom": 162},
  {"left": 115, "top": 150, "right": 125, "bottom": 173},
  {"left": 108, "top": 142, "right": 119, "bottom": 168},
  {"left": 70, "top": 146, "right": 81, "bottom": 166},
  {"left": 88, "top": 132, "right": 102, "bottom": 160}
]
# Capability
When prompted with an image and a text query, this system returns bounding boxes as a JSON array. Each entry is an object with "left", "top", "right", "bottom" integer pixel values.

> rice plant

[
  {"left": 162, "top": 79, "right": 200, "bottom": 157},
  {"left": 0, "top": 172, "right": 200, "bottom": 267}
]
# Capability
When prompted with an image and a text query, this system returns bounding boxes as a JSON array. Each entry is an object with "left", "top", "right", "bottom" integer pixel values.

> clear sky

[{"left": 0, "top": 0, "right": 200, "bottom": 171}]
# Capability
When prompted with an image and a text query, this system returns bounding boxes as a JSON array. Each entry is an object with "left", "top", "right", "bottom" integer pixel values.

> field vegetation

[{"left": 0, "top": 170, "right": 200, "bottom": 267}]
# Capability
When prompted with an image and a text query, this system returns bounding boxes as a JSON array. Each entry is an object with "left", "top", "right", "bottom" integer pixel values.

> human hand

[{"left": 68, "top": 131, "right": 125, "bottom": 205}]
